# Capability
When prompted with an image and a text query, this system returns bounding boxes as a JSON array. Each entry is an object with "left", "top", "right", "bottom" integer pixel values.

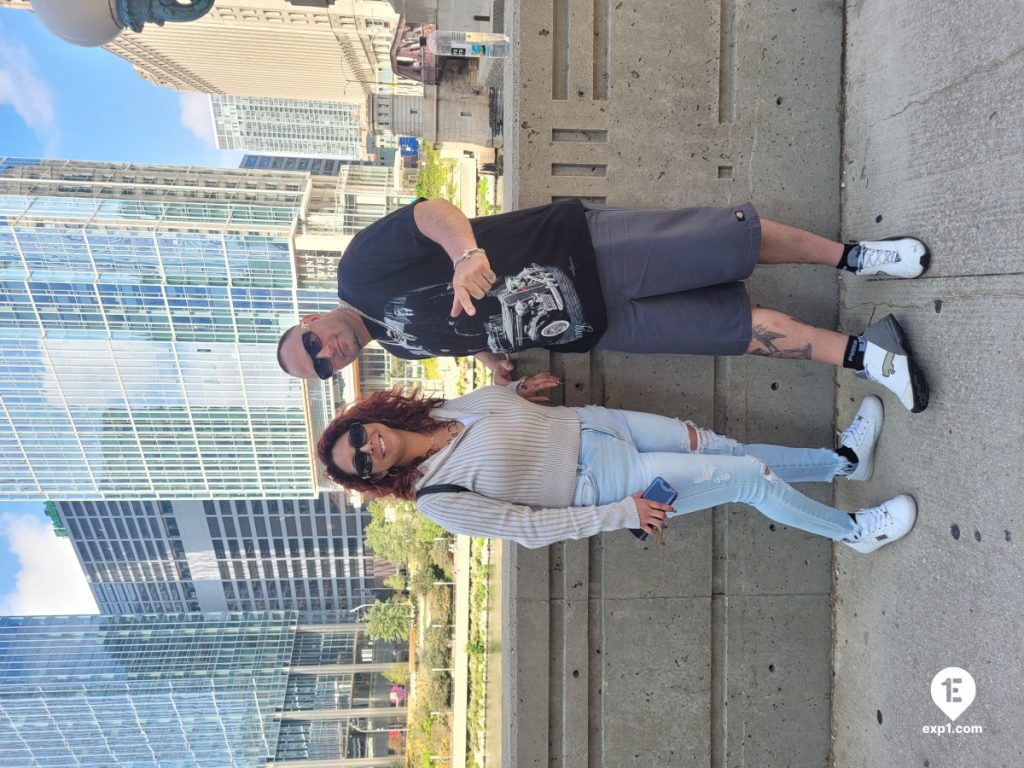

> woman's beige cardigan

[{"left": 414, "top": 386, "right": 640, "bottom": 548}]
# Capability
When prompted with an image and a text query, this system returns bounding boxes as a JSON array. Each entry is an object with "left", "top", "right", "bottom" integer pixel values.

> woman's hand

[
  {"left": 631, "top": 490, "right": 672, "bottom": 537},
  {"left": 515, "top": 372, "right": 561, "bottom": 403}
]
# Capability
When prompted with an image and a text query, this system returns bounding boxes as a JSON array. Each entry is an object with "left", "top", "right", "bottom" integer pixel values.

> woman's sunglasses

[{"left": 348, "top": 422, "right": 374, "bottom": 480}]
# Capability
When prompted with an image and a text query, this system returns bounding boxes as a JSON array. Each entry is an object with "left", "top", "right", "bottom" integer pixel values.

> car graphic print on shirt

[{"left": 381, "top": 264, "right": 591, "bottom": 356}]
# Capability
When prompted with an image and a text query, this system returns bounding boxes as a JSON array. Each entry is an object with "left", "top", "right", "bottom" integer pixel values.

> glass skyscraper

[
  {"left": 0, "top": 158, "right": 340, "bottom": 501},
  {"left": 0, "top": 612, "right": 406, "bottom": 767},
  {"left": 241, "top": 155, "right": 385, "bottom": 177},
  {"left": 212, "top": 96, "right": 364, "bottom": 158},
  {"left": 55, "top": 493, "right": 385, "bottom": 614}
]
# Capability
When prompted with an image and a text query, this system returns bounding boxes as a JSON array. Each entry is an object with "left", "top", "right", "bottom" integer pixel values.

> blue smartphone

[{"left": 629, "top": 476, "right": 678, "bottom": 540}]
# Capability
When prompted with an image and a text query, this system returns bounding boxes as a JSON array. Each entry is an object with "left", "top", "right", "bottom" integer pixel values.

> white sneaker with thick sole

[
  {"left": 843, "top": 495, "right": 917, "bottom": 554},
  {"left": 857, "top": 314, "right": 929, "bottom": 413},
  {"left": 853, "top": 236, "right": 930, "bottom": 278},
  {"left": 839, "top": 395, "right": 883, "bottom": 481}
]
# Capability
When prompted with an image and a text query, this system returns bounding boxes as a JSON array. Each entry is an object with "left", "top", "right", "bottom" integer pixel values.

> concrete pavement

[
  {"left": 498, "top": 0, "right": 1023, "bottom": 766},
  {"left": 833, "top": 2, "right": 1024, "bottom": 766}
]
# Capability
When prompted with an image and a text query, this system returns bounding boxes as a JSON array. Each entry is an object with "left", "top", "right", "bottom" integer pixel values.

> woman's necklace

[{"left": 424, "top": 421, "right": 460, "bottom": 457}]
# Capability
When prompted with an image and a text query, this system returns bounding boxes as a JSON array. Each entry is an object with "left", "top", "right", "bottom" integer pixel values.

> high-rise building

[
  {"left": 3, "top": 0, "right": 412, "bottom": 102},
  {"left": 292, "top": 164, "right": 412, "bottom": 284},
  {"left": 0, "top": 157, "right": 413, "bottom": 501},
  {"left": 0, "top": 158, "right": 338, "bottom": 501},
  {"left": 55, "top": 493, "right": 385, "bottom": 614},
  {"left": 241, "top": 155, "right": 381, "bottom": 176},
  {"left": 0, "top": 612, "right": 407, "bottom": 767},
  {"left": 369, "top": 92, "right": 425, "bottom": 139},
  {"left": 212, "top": 96, "right": 364, "bottom": 158}
]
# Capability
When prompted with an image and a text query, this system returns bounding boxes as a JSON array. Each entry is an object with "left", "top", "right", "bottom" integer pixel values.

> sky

[{"left": 0, "top": 7, "right": 243, "bottom": 615}]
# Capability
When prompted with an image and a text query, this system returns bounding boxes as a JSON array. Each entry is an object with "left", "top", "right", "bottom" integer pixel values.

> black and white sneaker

[
  {"left": 842, "top": 495, "right": 917, "bottom": 554},
  {"left": 839, "top": 396, "right": 883, "bottom": 481},
  {"left": 857, "top": 314, "right": 929, "bottom": 413},
  {"left": 852, "top": 237, "right": 930, "bottom": 278}
]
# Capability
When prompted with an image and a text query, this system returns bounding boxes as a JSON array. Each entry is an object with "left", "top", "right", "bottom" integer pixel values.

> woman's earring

[{"left": 387, "top": 467, "right": 399, "bottom": 476}]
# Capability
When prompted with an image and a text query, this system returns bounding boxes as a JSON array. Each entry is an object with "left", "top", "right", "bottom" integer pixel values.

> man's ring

[{"left": 485, "top": 270, "right": 497, "bottom": 282}]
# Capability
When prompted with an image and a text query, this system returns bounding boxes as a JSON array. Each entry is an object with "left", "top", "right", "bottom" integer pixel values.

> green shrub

[
  {"left": 383, "top": 664, "right": 410, "bottom": 686},
  {"left": 424, "top": 671, "right": 451, "bottom": 710},
  {"left": 430, "top": 538, "right": 454, "bottom": 575},
  {"left": 410, "top": 565, "right": 441, "bottom": 597},
  {"left": 430, "top": 585, "right": 453, "bottom": 625},
  {"left": 421, "top": 627, "right": 450, "bottom": 670}
]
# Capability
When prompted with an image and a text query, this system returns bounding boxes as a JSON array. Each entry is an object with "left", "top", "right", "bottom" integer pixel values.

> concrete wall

[
  {"left": 399, "top": 0, "right": 495, "bottom": 30},
  {"left": 502, "top": 1, "right": 844, "bottom": 765},
  {"left": 424, "top": 72, "right": 495, "bottom": 146}
]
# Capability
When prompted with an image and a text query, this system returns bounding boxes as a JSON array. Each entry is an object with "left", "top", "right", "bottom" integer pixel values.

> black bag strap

[{"left": 416, "top": 483, "right": 470, "bottom": 500}]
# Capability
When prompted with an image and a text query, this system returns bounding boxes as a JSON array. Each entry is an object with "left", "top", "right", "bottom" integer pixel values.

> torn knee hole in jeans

[
  {"left": 680, "top": 420, "right": 739, "bottom": 454},
  {"left": 756, "top": 459, "right": 779, "bottom": 482}
]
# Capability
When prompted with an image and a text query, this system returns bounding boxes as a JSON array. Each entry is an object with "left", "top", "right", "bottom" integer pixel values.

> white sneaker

[
  {"left": 853, "top": 237, "right": 930, "bottom": 278},
  {"left": 839, "top": 396, "right": 883, "bottom": 481},
  {"left": 843, "top": 495, "right": 917, "bottom": 554},
  {"left": 856, "top": 314, "right": 929, "bottom": 413}
]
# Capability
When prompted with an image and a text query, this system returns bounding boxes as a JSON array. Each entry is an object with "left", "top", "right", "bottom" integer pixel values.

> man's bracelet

[
  {"left": 515, "top": 377, "right": 528, "bottom": 394},
  {"left": 453, "top": 247, "right": 486, "bottom": 267}
]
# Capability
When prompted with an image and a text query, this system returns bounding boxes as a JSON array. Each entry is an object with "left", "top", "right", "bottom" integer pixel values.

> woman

[{"left": 317, "top": 375, "right": 915, "bottom": 551}]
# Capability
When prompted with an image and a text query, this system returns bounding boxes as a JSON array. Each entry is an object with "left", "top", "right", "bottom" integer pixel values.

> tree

[
  {"left": 364, "top": 498, "right": 449, "bottom": 569},
  {"left": 366, "top": 600, "right": 413, "bottom": 642},
  {"left": 410, "top": 565, "right": 442, "bottom": 597},
  {"left": 414, "top": 142, "right": 458, "bottom": 203},
  {"left": 384, "top": 573, "right": 408, "bottom": 592},
  {"left": 364, "top": 501, "right": 421, "bottom": 567},
  {"left": 383, "top": 663, "right": 410, "bottom": 686}
]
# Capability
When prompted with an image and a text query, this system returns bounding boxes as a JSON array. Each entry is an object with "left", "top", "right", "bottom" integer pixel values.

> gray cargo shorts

[{"left": 585, "top": 201, "right": 760, "bottom": 356}]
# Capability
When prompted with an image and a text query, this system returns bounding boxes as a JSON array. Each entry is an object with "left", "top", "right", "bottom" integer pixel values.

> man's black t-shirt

[{"left": 336, "top": 199, "right": 606, "bottom": 359}]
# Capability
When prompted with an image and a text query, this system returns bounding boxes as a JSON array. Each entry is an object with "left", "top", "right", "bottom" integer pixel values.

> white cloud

[
  {"left": 0, "top": 512, "right": 98, "bottom": 616},
  {"left": 0, "top": 27, "right": 60, "bottom": 155},
  {"left": 178, "top": 92, "right": 217, "bottom": 146}
]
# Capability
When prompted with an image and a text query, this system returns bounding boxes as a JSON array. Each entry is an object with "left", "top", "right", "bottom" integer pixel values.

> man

[{"left": 278, "top": 198, "right": 929, "bottom": 412}]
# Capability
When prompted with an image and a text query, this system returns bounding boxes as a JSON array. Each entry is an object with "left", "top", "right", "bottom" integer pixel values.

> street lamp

[
  {"left": 347, "top": 718, "right": 407, "bottom": 735},
  {"left": 30, "top": 0, "right": 215, "bottom": 47},
  {"left": 346, "top": 603, "right": 376, "bottom": 615}
]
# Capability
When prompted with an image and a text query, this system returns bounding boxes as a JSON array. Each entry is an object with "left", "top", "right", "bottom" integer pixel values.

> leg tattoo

[{"left": 749, "top": 324, "right": 813, "bottom": 360}]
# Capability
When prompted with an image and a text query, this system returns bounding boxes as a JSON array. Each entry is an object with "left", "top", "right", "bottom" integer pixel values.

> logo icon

[{"left": 930, "top": 667, "right": 975, "bottom": 722}]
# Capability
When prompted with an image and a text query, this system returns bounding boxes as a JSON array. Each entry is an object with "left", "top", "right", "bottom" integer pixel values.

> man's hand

[
  {"left": 631, "top": 490, "right": 672, "bottom": 537},
  {"left": 451, "top": 250, "right": 497, "bottom": 318},
  {"left": 514, "top": 372, "right": 561, "bottom": 403},
  {"left": 410, "top": 199, "right": 494, "bottom": 317},
  {"left": 475, "top": 351, "right": 514, "bottom": 385}
]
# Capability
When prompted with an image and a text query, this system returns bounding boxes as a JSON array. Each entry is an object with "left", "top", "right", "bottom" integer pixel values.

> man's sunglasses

[
  {"left": 348, "top": 422, "right": 374, "bottom": 480},
  {"left": 300, "top": 320, "right": 333, "bottom": 380}
]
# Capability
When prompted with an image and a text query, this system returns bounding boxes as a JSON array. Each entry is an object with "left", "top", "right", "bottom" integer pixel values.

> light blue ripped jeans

[{"left": 571, "top": 406, "right": 858, "bottom": 540}]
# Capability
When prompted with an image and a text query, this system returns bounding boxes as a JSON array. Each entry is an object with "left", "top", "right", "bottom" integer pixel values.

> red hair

[{"left": 317, "top": 387, "right": 445, "bottom": 499}]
